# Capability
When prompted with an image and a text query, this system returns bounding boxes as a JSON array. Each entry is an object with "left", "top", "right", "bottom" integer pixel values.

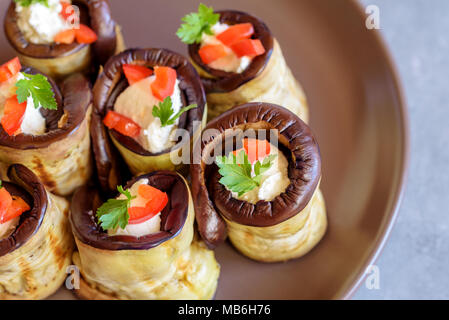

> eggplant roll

[
  {"left": 92, "top": 48, "right": 207, "bottom": 192},
  {"left": 0, "top": 164, "right": 73, "bottom": 300},
  {"left": 4, "top": 0, "right": 125, "bottom": 80},
  {"left": 188, "top": 10, "right": 308, "bottom": 122},
  {"left": 190, "top": 103, "right": 327, "bottom": 262},
  {"left": 70, "top": 171, "right": 219, "bottom": 300},
  {"left": 0, "top": 67, "right": 92, "bottom": 196}
]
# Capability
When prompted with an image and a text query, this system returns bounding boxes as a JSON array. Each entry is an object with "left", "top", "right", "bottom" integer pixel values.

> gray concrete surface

[{"left": 354, "top": 0, "right": 449, "bottom": 299}]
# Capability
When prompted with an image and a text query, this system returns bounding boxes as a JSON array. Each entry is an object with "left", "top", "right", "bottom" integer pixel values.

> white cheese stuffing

[
  {"left": 16, "top": 0, "right": 71, "bottom": 44},
  {"left": 0, "top": 73, "right": 46, "bottom": 135},
  {"left": 230, "top": 144, "right": 290, "bottom": 204},
  {"left": 20, "top": 93, "right": 47, "bottom": 135},
  {"left": 108, "top": 178, "right": 162, "bottom": 237},
  {"left": 113, "top": 76, "right": 183, "bottom": 154},
  {"left": 201, "top": 22, "right": 253, "bottom": 73},
  {"left": 0, "top": 217, "right": 19, "bottom": 240}
]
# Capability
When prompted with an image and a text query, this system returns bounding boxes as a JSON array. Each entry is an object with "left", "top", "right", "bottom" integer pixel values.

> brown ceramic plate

[{"left": 0, "top": 0, "right": 408, "bottom": 299}]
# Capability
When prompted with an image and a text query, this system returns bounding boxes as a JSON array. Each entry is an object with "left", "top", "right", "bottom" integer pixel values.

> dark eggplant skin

[
  {"left": 4, "top": 0, "right": 117, "bottom": 65},
  {"left": 0, "top": 66, "right": 92, "bottom": 150},
  {"left": 190, "top": 103, "right": 321, "bottom": 249},
  {"left": 0, "top": 164, "right": 47, "bottom": 257},
  {"left": 91, "top": 48, "right": 206, "bottom": 193},
  {"left": 188, "top": 10, "right": 274, "bottom": 93},
  {"left": 70, "top": 171, "right": 189, "bottom": 251}
]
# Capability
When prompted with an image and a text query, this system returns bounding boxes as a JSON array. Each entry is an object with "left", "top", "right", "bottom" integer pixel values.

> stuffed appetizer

[
  {"left": 92, "top": 48, "right": 207, "bottom": 192},
  {"left": 0, "top": 164, "right": 73, "bottom": 300},
  {"left": 191, "top": 102, "right": 327, "bottom": 262},
  {"left": 177, "top": 4, "right": 308, "bottom": 121},
  {"left": 4, "top": 0, "right": 125, "bottom": 80},
  {"left": 70, "top": 171, "right": 219, "bottom": 300},
  {"left": 0, "top": 57, "right": 92, "bottom": 196}
]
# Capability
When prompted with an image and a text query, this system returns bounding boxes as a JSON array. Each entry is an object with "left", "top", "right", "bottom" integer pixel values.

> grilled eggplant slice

[
  {"left": 70, "top": 171, "right": 219, "bottom": 300},
  {"left": 0, "top": 67, "right": 92, "bottom": 196},
  {"left": 4, "top": 0, "right": 125, "bottom": 80},
  {"left": 190, "top": 102, "right": 327, "bottom": 262},
  {"left": 188, "top": 10, "right": 308, "bottom": 122},
  {"left": 0, "top": 164, "right": 73, "bottom": 300},
  {"left": 92, "top": 48, "right": 207, "bottom": 193}
]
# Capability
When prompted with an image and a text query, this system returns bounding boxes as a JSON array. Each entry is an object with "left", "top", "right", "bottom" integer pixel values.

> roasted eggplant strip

[
  {"left": 191, "top": 102, "right": 327, "bottom": 262},
  {"left": 187, "top": 10, "right": 309, "bottom": 122},
  {"left": 0, "top": 67, "right": 92, "bottom": 196},
  {"left": 0, "top": 164, "right": 73, "bottom": 300},
  {"left": 4, "top": 0, "right": 125, "bottom": 80},
  {"left": 70, "top": 171, "right": 219, "bottom": 300},
  {"left": 92, "top": 48, "right": 207, "bottom": 193}
]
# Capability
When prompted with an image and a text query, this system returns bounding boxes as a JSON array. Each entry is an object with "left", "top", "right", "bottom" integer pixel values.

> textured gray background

[{"left": 354, "top": 0, "right": 449, "bottom": 299}]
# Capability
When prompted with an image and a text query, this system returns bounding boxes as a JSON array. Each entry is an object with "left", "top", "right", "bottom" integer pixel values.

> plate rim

[{"left": 340, "top": 0, "right": 410, "bottom": 300}]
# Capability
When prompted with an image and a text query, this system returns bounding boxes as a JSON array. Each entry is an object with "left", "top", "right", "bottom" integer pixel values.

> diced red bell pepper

[
  {"left": 123, "top": 64, "right": 153, "bottom": 86},
  {"left": 0, "top": 196, "right": 30, "bottom": 224},
  {"left": 0, "top": 187, "right": 13, "bottom": 222},
  {"left": 138, "top": 184, "right": 159, "bottom": 200},
  {"left": 128, "top": 184, "right": 167, "bottom": 225},
  {"left": 150, "top": 66, "right": 177, "bottom": 101},
  {"left": 60, "top": 2, "right": 74, "bottom": 20},
  {"left": 243, "top": 138, "right": 271, "bottom": 164},
  {"left": 75, "top": 24, "right": 98, "bottom": 44},
  {"left": 128, "top": 206, "right": 158, "bottom": 225},
  {"left": 138, "top": 184, "right": 168, "bottom": 212},
  {"left": 54, "top": 29, "right": 76, "bottom": 44},
  {"left": 1, "top": 96, "right": 27, "bottom": 136},
  {"left": 231, "top": 39, "right": 265, "bottom": 58},
  {"left": 216, "top": 23, "right": 254, "bottom": 47},
  {"left": 103, "top": 110, "right": 141, "bottom": 138},
  {"left": 198, "top": 44, "right": 227, "bottom": 64},
  {"left": 145, "top": 191, "right": 168, "bottom": 215},
  {"left": 0, "top": 57, "right": 21, "bottom": 83}
]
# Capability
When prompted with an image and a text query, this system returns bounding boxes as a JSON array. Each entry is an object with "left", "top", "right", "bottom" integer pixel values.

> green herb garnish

[
  {"left": 96, "top": 185, "right": 136, "bottom": 231},
  {"left": 16, "top": 73, "right": 57, "bottom": 110},
  {"left": 215, "top": 150, "right": 277, "bottom": 196},
  {"left": 14, "top": 0, "right": 49, "bottom": 7},
  {"left": 152, "top": 97, "right": 197, "bottom": 127},
  {"left": 176, "top": 3, "right": 220, "bottom": 44}
]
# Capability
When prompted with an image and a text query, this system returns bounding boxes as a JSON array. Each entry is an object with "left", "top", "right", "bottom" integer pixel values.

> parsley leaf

[
  {"left": 16, "top": 73, "right": 58, "bottom": 110},
  {"left": 216, "top": 150, "right": 257, "bottom": 197},
  {"left": 216, "top": 150, "right": 277, "bottom": 197},
  {"left": 96, "top": 185, "right": 136, "bottom": 231},
  {"left": 152, "top": 97, "right": 197, "bottom": 127},
  {"left": 176, "top": 3, "right": 220, "bottom": 44},
  {"left": 14, "top": 0, "right": 49, "bottom": 7}
]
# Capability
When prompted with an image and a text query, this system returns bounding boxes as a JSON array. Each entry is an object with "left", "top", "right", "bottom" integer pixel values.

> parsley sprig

[
  {"left": 96, "top": 186, "right": 136, "bottom": 231},
  {"left": 176, "top": 3, "right": 220, "bottom": 44},
  {"left": 14, "top": 0, "right": 49, "bottom": 7},
  {"left": 216, "top": 150, "right": 277, "bottom": 196},
  {"left": 152, "top": 97, "right": 197, "bottom": 127},
  {"left": 16, "top": 73, "right": 58, "bottom": 110}
]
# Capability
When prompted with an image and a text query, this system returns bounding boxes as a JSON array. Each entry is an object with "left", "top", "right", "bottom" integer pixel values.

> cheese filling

[
  {"left": 0, "top": 73, "right": 46, "bottom": 135},
  {"left": 229, "top": 144, "right": 290, "bottom": 204},
  {"left": 113, "top": 76, "right": 183, "bottom": 154},
  {"left": 16, "top": 0, "right": 71, "bottom": 45},
  {"left": 0, "top": 216, "right": 20, "bottom": 240},
  {"left": 108, "top": 179, "right": 162, "bottom": 237},
  {"left": 201, "top": 22, "right": 253, "bottom": 73}
]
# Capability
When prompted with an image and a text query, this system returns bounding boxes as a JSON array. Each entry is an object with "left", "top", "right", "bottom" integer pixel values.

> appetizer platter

[{"left": 0, "top": 0, "right": 408, "bottom": 300}]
